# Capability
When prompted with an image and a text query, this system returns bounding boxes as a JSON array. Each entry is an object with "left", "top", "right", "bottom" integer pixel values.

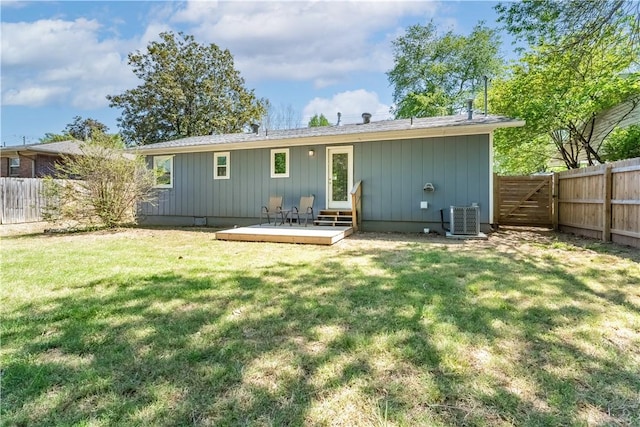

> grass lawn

[{"left": 1, "top": 226, "right": 639, "bottom": 426}]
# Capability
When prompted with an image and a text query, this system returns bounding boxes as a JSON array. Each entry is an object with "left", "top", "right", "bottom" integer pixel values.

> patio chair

[
  {"left": 290, "top": 195, "right": 315, "bottom": 227},
  {"left": 260, "top": 196, "right": 284, "bottom": 226}
]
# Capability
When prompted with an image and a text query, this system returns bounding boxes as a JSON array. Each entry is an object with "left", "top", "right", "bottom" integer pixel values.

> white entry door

[{"left": 326, "top": 146, "right": 353, "bottom": 210}]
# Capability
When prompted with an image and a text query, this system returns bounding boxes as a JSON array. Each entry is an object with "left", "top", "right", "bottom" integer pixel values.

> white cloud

[
  {"left": 0, "top": 1, "right": 445, "bottom": 111},
  {"left": 0, "top": 18, "right": 138, "bottom": 108},
  {"left": 2, "top": 85, "right": 70, "bottom": 106},
  {"left": 172, "top": 1, "right": 439, "bottom": 86},
  {"left": 302, "top": 89, "right": 392, "bottom": 125}
]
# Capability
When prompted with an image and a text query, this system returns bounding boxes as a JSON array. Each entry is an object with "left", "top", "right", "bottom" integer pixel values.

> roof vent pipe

[
  {"left": 337, "top": 112, "right": 342, "bottom": 126},
  {"left": 362, "top": 112, "right": 372, "bottom": 124},
  {"left": 250, "top": 123, "right": 259, "bottom": 134},
  {"left": 467, "top": 99, "right": 473, "bottom": 120}
]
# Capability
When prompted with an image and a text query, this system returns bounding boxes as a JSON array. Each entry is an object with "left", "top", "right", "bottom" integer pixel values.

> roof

[
  {"left": 133, "top": 114, "right": 525, "bottom": 155},
  {"left": 0, "top": 140, "right": 83, "bottom": 157},
  {"left": 0, "top": 140, "right": 139, "bottom": 161}
]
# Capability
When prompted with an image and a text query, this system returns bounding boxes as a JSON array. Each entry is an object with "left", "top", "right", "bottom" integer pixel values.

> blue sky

[{"left": 1, "top": 0, "right": 513, "bottom": 146}]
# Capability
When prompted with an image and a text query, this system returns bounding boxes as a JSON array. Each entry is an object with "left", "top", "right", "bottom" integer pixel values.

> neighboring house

[
  {"left": 0, "top": 140, "right": 82, "bottom": 178},
  {"left": 134, "top": 114, "right": 524, "bottom": 233},
  {"left": 550, "top": 94, "right": 640, "bottom": 168},
  {"left": 589, "top": 95, "right": 639, "bottom": 149}
]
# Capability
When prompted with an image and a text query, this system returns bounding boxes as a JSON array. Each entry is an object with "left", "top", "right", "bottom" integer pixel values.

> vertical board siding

[
  {"left": 144, "top": 134, "right": 491, "bottom": 227},
  {"left": 354, "top": 134, "right": 490, "bottom": 223},
  {"left": 145, "top": 146, "right": 326, "bottom": 221}
]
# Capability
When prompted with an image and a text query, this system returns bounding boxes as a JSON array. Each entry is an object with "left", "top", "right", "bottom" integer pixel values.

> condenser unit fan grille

[{"left": 450, "top": 206, "right": 480, "bottom": 235}]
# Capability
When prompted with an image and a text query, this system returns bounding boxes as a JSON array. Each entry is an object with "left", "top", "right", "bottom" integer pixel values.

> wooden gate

[{"left": 494, "top": 174, "right": 553, "bottom": 227}]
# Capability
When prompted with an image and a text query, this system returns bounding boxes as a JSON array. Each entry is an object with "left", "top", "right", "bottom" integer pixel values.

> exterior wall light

[{"left": 308, "top": 149, "right": 315, "bottom": 157}]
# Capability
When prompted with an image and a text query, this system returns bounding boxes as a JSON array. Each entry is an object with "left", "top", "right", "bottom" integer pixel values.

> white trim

[
  {"left": 153, "top": 155, "right": 173, "bottom": 188},
  {"left": 326, "top": 146, "right": 353, "bottom": 209},
  {"left": 270, "top": 148, "right": 289, "bottom": 178},
  {"left": 489, "top": 132, "right": 494, "bottom": 224},
  {"left": 213, "top": 151, "right": 230, "bottom": 180}
]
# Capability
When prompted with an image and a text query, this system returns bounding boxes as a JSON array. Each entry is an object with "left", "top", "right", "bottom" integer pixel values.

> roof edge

[{"left": 133, "top": 119, "right": 525, "bottom": 156}]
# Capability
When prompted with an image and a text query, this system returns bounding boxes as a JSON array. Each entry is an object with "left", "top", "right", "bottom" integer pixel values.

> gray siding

[
  {"left": 142, "top": 134, "right": 491, "bottom": 230},
  {"left": 354, "top": 134, "right": 490, "bottom": 225},
  {"left": 143, "top": 145, "right": 326, "bottom": 220}
]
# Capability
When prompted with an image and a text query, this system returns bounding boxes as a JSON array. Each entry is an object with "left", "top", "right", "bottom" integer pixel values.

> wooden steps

[{"left": 314, "top": 210, "right": 353, "bottom": 227}]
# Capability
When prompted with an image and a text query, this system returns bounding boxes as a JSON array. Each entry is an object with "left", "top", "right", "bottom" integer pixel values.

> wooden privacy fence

[
  {"left": 556, "top": 157, "right": 639, "bottom": 248},
  {"left": 494, "top": 157, "right": 640, "bottom": 248},
  {"left": 494, "top": 174, "right": 553, "bottom": 227},
  {"left": 0, "top": 177, "right": 52, "bottom": 224}
]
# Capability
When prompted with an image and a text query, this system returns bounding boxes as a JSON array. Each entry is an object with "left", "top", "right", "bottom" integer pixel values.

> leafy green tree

[
  {"left": 43, "top": 131, "right": 157, "bottom": 228},
  {"left": 40, "top": 133, "right": 73, "bottom": 143},
  {"left": 601, "top": 124, "right": 640, "bottom": 161},
  {"left": 387, "top": 21, "right": 503, "bottom": 118},
  {"left": 490, "top": 25, "right": 639, "bottom": 171},
  {"left": 108, "top": 31, "right": 265, "bottom": 145},
  {"left": 496, "top": 0, "right": 639, "bottom": 56},
  {"left": 493, "top": 131, "right": 555, "bottom": 175},
  {"left": 64, "top": 116, "right": 109, "bottom": 141},
  {"left": 308, "top": 114, "right": 331, "bottom": 127}
]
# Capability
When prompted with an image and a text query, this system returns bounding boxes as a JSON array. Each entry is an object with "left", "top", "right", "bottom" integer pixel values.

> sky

[{"left": 1, "top": 0, "right": 513, "bottom": 146}]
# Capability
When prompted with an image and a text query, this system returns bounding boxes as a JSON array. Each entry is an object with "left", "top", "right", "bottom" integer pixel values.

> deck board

[{"left": 215, "top": 224, "right": 353, "bottom": 245}]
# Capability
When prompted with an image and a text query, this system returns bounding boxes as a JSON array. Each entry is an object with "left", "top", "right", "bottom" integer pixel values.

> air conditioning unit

[{"left": 450, "top": 205, "right": 480, "bottom": 235}]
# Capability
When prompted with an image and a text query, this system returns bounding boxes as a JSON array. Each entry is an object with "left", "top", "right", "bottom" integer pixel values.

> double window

[{"left": 153, "top": 156, "right": 173, "bottom": 188}]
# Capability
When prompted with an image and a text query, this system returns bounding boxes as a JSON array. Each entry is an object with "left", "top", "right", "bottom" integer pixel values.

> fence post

[
  {"left": 603, "top": 164, "right": 613, "bottom": 242},
  {"left": 552, "top": 172, "right": 559, "bottom": 230}
]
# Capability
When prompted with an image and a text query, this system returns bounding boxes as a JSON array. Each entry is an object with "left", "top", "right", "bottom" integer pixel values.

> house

[
  {"left": 134, "top": 113, "right": 524, "bottom": 233},
  {"left": 549, "top": 94, "right": 640, "bottom": 168},
  {"left": 0, "top": 140, "right": 82, "bottom": 178}
]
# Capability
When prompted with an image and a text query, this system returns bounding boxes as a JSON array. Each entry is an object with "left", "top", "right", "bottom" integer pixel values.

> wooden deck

[{"left": 215, "top": 224, "right": 353, "bottom": 245}]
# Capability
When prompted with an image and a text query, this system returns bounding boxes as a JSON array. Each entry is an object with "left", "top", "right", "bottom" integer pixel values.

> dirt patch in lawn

[{"left": 343, "top": 226, "right": 640, "bottom": 263}]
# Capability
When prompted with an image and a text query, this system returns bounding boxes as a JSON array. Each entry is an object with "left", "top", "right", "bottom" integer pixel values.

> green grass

[{"left": 2, "top": 228, "right": 639, "bottom": 426}]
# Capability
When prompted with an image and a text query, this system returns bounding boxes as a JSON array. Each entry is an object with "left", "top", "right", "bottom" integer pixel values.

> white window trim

[
  {"left": 153, "top": 155, "right": 173, "bottom": 188},
  {"left": 270, "top": 148, "right": 289, "bottom": 178},
  {"left": 213, "top": 152, "right": 230, "bottom": 180}
]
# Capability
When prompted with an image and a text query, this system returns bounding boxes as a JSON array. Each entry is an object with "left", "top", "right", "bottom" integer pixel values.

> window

[
  {"left": 153, "top": 155, "right": 173, "bottom": 188},
  {"left": 270, "top": 148, "right": 289, "bottom": 178},
  {"left": 214, "top": 152, "right": 230, "bottom": 180},
  {"left": 9, "top": 157, "right": 20, "bottom": 177}
]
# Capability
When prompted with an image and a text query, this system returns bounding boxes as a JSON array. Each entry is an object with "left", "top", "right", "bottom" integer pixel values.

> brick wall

[{"left": 0, "top": 156, "right": 34, "bottom": 178}]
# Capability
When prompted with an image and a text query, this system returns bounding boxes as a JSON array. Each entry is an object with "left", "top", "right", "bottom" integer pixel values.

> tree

[
  {"left": 601, "top": 124, "right": 640, "bottom": 161},
  {"left": 387, "top": 21, "right": 503, "bottom": 118},
  {"left": 496, "top": 0, "right": 640, "bottom": 56},
  {"left": 493, "top": 130, "right": 555, "bottom": 174},
  {"left": 490, "top": 22, "right": 639, "bottom": 171},
  {"left": 308, "top": 114, "right": 331, "bottom": 127},
  {"left": 261, "top": 100, "right": 302, "bottom": 130},
  {"left": 63, "top": 116, "right": 109, "bottom": 141},
  {"left": 43, "top": 131, "right": 157, "bottom": 228},
  {"left": 40, "top": 133, "right": 73, "bottom": 143},
  {"left": 107, "top": 31, "right": 265, "bottom": 145}
]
